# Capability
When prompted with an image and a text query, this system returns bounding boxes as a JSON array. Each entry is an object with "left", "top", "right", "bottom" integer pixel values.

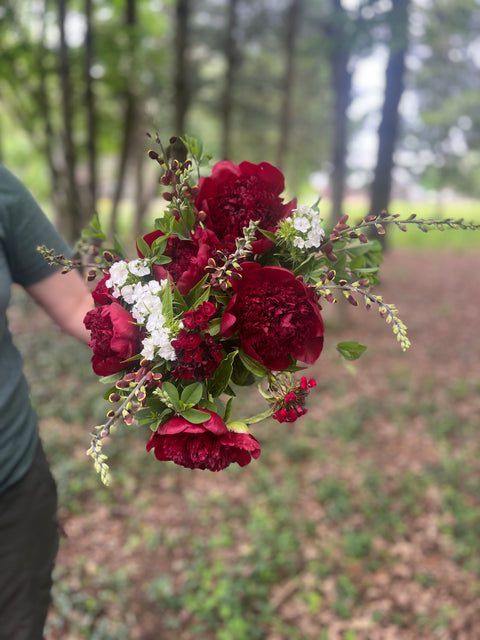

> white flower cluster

[
  {"left": 105, "top": 259, "right": 176, "bottom": 362},
  {"left": 292, "top": 206, "right": 325, "bottom": 250}
]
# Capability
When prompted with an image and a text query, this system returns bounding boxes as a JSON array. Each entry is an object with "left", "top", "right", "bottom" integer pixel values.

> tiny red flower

[
  {"left": 196, "top": 160, "right": 296, "bottom": 253},
  {"left": 171, "top": 330, "right": 223, "bottom": 380},
  {"left": 182, "top": 301, "right": 216, "bottom": 331},
  {"left": 268, "top": 374, "right": 317, "bottom": 424},
  {"left": 171, "top": 303, "right": 223, "bottom": 380},
  {"left": 146, "top": 410, "right": 261, "bottom": 471},
  {"left": 272, "top": 407, "right": 307, "bottom": 423}
]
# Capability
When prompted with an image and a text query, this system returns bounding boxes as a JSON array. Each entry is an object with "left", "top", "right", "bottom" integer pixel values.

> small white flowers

[
  {"left": 127, "top": 259, "right": 151, "bottom": 277},
  {"left": 105, "top": 259, "right": 176, "bottom": 362},
  {"left": 291, "top": 206, "right": 325, "bottom": 250},
  {"left": 106, "top": 260, "right": 129, "bottom": 293}
]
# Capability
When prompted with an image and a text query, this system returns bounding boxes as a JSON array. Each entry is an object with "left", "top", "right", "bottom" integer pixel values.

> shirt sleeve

[{"left": 0, "top": 165, "right": 72, "bottom": 287}]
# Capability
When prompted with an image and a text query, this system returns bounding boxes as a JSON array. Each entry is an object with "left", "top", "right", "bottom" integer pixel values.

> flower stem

[{"left": 86, "top": 373, "right": 148, "bottom": 485}]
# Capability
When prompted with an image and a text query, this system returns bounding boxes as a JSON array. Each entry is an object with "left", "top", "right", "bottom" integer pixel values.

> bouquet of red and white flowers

[{"left": 42, "top": 135, "right": 480, "bottom": 485}]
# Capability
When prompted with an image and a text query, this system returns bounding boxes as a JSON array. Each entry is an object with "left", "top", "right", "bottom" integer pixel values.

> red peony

[
  {"left": 195, "top": 160, "right": 296, "bottom": 253},
  {"left": 146, "top": 410, "right": 261, "bottom": 471},
  {"left": 84, "top": 302, "right": 141, "bottom": 376},
  {"left": 220, "top": 262, "right": 324, "bottom": 370},
  {"left": 137, "top": 227, "right": 220, "bottom": 295}
]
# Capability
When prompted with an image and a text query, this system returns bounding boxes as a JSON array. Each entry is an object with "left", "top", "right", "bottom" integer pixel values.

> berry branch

[{"left": 316, "top": 272, "right": 410, "bottom": 351}]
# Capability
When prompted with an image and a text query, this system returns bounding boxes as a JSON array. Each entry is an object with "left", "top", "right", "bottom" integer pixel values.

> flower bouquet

[{"left": 41, "top": 135, "right": 480, "bottom": 485}]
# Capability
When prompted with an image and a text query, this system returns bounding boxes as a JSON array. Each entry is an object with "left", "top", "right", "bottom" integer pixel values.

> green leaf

[
  {"left": 181, "top": 205, "right": 196, "bottom": 230},
  {"left": 161, "top": 381, "right": 180, "bottom": 407},
  {"left": 180, "top": 382, "right": 204, "bottom": 406},
  {"left": 170, "top": 219, "right": 191, "bottom": 240},
  {"left": 136, "top": 235, "right": 152, "bottom": 258},
  {"left": 98, "top": 373, "right": 122, "bottom": 385},
  {"left": 81, "top": 212, "right": 105, "bottom": 242},
  {"left": 135, "top": 408, "right": 157, "bottom": 426},
  {"left": 172, "top": 283, "right": 189, "bottom": 312},
  {"left": 153, "top": 255, "right": 172, "bottom": 266},
  {"left": 208, "top": 317, "right": 221, "bottom": 336},
  {"left": 160, "top": 277, "right": 174, "bottom": 324},
  {"left": 113, "top": 234, "right": 128, "bottom": 260},
  {"left": 238, "top": 350, "right": 270, "bottom": 378},
  {"left": 153, "top": 408, "right": 175, "bottom": 429},
  {"left": 206, "top": 350, "right": 237, "bottom": 398},
  {"left": 187, "top": 285, "right": 211, "bottom": 310},
  {"left": 337, "top": 341, "right": 368, "bottom": 361},
  {"left": 180, "top": 408, "right": 211, "bottom": 424},
  {"left": 259, "top": 228, "right": 278, "bottom": 242},
  {"left": 223, "top": 397, "right": 234, "bottom": 422},
  {"left": 185, "top": 274, "right": 209, "bottom": 307},
  {"left": 102, "top": 386, "right": 117, "bottom": 401},
  {"left": 151, "top": 234, "right": 169, "bottom": 255}
]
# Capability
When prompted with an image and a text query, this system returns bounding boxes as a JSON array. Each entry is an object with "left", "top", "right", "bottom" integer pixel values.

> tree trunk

[
  {"left": 328, "top": 0, "right": 353, "bottom": 225},
  {"left": 37, "top": 1, "right": 64, "bottom": 216},
  {"left": 108, "top": 0, "right": 137, "bottom": 241},
  {"left": 58, "top": 0, "right": 85, "bottom": 241},
  {"left": 276, "top": 0, "right": 303, "bottom": 171},
  {"left": 173, "top": 0, "right": 191, "bottom": 136},
  {"left": 369, "top": 0, "right": 410, "bottom": 227},
  {"left": 84, "top": 0, "right": 97, "bottom": 213},
  {"left": 220, "top": 0, "right": 240, "bottom": 160}
]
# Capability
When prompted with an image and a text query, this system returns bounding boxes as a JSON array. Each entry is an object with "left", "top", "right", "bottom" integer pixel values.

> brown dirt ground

[{"left": 47, "top": 248, "right": 480, "bottom": 640}]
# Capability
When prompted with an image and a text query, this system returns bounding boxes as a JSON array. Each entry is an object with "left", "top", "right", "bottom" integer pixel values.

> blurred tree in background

[{"left": 0, "top": 0, "right": 479, "bottom": 241}]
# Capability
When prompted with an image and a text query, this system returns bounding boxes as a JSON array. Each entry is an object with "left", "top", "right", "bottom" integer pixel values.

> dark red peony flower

[
  {"left": 137, "top": 227, "right": 220, "bottom": 295},
  {"left": 84, "top": 302, "right": 141, "bottom": 376},
  {"left": 91, "top": 274, "right": 116, "bottom": 305},
  {"left": 195, "top": 160, "right": 296, "bottom": 253},
  {"left": 221, "top": 262, "right": 324, "bottom": 370},
  {"left": 146, "top": 410, "right": 261, "bottom": 471}
]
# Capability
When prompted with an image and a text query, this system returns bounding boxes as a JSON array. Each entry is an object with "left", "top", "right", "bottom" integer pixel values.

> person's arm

[{"left": 26, "top": 269, "right": 94, "bottom": 344}]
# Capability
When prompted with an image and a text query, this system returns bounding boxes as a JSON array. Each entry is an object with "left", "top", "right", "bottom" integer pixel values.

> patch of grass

[
  {"left": 315, "top": 476, "right": 353, "bottom": 521},
  {"left": 144, "top": 492, "right": 305, "bottom": 640},
  {"left": 46, "top": 561, "right": 133, "bottom": 639}
]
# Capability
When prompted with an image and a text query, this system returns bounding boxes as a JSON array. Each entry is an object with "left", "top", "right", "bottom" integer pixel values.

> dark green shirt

[{"left": 0, "top": 164, "right": 71, "bottom": 492}]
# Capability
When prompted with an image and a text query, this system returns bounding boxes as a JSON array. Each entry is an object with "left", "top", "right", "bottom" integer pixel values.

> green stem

[{"left": 243, "top": 409, "right": 273, "bottom": 425}]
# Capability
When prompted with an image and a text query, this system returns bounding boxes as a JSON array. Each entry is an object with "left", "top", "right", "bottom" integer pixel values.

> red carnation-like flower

[
  {"left": 171, "top": 331, "right": 223, "bottom": 380},
  {"left": 171, "top": 302, "right": 223, "bottom": 380},
  {"left": 84, "top": 302, "right": 141, "bottom": 376},
  {"left": 195, "top": 160, "right": 296, "bottom": 253},
  {"left": 137, "top": 227, "right": 220, "bottom": 295},
  {"left": 146, "top": 410, "right": 261, "bottom": 471},
  {"left": 270, "top": 376, "right": 317, "bottom": 423},
  {"left": 221, "top": 262, "right": 324, "bottom": 370}
]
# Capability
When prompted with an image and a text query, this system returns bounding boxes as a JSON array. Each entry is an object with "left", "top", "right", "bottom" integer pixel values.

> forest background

[
  {"left": 2, "top": 0, "right": 480, "bottom": 242},
  {"left": 2, "top": 1, "right": 480, "bottom": 639}
]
